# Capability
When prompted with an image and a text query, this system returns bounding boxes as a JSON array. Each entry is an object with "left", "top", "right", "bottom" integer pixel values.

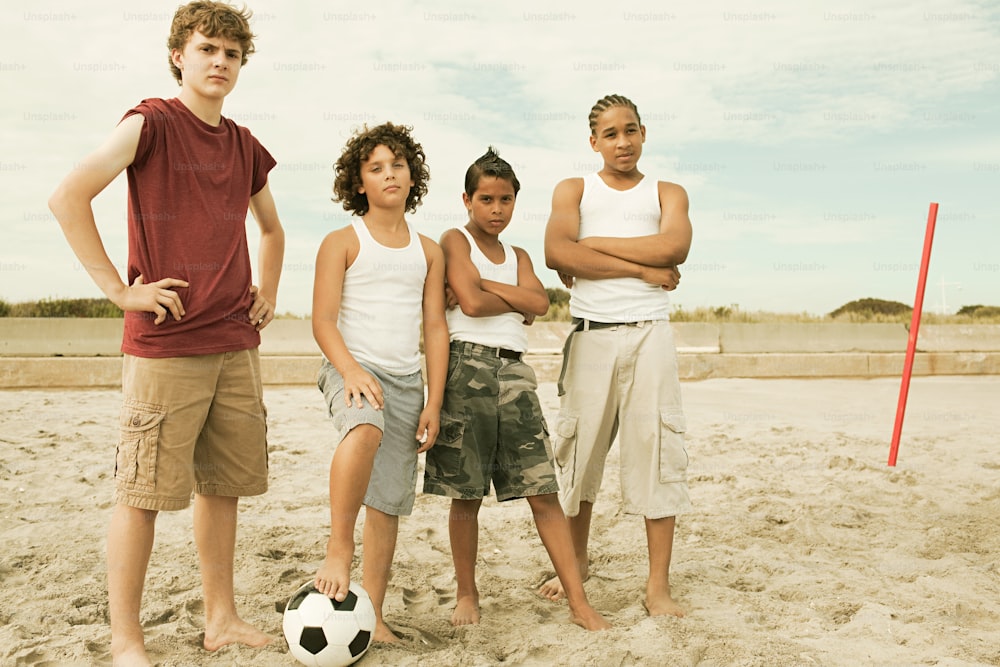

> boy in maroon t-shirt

[{"left": 48, "top": 2, "right": 284, "bottom": 663}]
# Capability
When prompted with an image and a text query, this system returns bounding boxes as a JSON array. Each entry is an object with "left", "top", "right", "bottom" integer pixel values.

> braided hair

[{"left": 588, "top": 94, "right": 642, "bottom": 134}]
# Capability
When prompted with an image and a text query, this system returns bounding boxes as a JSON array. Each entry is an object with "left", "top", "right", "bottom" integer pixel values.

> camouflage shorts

[{"left": 423, "top": 341, "right": 558, "bottom": 502}]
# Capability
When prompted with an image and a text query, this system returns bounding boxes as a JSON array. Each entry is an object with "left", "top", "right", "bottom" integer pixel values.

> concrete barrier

[
  {"left": 719, "top": 323, "right": 907, "bottom": 353},
  {"left": 1, "top": 318, "right": 998, "bottom": 387},
  {"left": 0, "top": 318, "right": 124, "bottom": 356}
]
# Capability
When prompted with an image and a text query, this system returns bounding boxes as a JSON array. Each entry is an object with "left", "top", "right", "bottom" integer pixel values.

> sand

[{"left": 1, "top": 376, "right": 999, "bottom": 666}]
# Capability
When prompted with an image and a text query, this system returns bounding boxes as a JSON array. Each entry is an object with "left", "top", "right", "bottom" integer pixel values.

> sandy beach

[{"left": 2, "top": 376, "right": 998, "bottom": 666}]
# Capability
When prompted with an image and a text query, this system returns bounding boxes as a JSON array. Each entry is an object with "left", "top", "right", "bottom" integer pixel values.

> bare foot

[
  {"left": 111, "top": 629, "right": 152, "bottom": 667},
  {"left": 569, "top": 603, "right": 611, "bottom": 631},
  {"left": 315, "top": 550, "right": 353, "bottom": 602},
  {"left": 373, "top": 620, "right": 401, "bottom": 644},
  {"left": 451, "top": 594, "right": 480, "bottom": 626},
  {"left": 538, "top": 562, "right": 588, "bottom": 601},
  {"left": 111, "top": 644, "right": 152, "bottom": 667},
  {"left": 643, "top": 591, "right": 685, "bottom": 618},
  {"left": 538, "top": 574, "right": 565, "bottom": 601},
  {"left": 204, "top": 617, "right": 274, "bottom": 652}
]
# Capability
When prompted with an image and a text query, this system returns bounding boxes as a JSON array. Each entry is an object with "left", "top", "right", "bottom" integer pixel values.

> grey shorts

[
  {"left": 423, "top": 340, "right": 557, "bottom": 502},
  {"left": 318, "top": 359, "right": 424, "bottom": 516}
]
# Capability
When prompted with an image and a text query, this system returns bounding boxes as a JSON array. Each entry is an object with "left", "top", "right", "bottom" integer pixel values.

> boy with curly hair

[
  {"left": 48, "top": 2, "right": 284, "bottom": 663},
  {"left": 311, "top": 122, "right": 448, "bottom": 643}
]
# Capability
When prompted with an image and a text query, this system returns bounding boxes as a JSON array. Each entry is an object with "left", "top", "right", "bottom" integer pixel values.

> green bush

[
  {"left": 829, "top": 298, "right": 912, "bottom": 320},
  {"left": 539, "top": 301, "right": 570, "bottom": 322},
  {"left": 2, "top": 297, "right": 123, "bottom": 317},
  {"left": 670, "top": 305, "right": 820, "bottom": 323},
  {"left": 957, "top": 305, "right": 1000, "bottom": 318},
  {"left": 545, "top": 287, "right": 570, "bottom": 308}
]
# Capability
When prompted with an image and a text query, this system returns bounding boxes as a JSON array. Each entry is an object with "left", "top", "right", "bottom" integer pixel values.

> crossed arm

[
  {"left": 543, "top": 178, "right": 691, "bottom": 289},
  {"left": 441, "top": 229, "right": 549, "bottom": 322}
]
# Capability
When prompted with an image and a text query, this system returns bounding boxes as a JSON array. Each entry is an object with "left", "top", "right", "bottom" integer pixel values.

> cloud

[{"left": 4, "top": 0, "right": 998, "bottom": 314}]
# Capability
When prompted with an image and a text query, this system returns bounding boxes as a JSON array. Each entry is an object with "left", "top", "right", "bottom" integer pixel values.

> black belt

[
  {"left": 572, "top": 317, "right": 645, "bottom": 331},
  {"left": 452, "top": 340, "right": 523, "bottom": 361}
]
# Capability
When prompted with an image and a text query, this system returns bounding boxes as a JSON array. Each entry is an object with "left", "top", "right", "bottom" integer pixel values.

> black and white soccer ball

[{"left": 282, "top": 580, "right": 376, "bottom": 667}]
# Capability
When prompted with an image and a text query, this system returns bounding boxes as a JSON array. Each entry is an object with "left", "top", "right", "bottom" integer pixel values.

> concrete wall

[{"left": 1, "top": 318, "right": 998, "bottom": 387}]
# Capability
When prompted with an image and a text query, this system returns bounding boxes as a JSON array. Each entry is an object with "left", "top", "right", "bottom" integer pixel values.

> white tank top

[
  {"left": 338, "top": 219, "right": 427, "bottom": 375},
  {"left": 570, "top": 173, "right": 671, "bottom": 322},
  {"left": 446, "top": 227, "right": 529, "bottom": 352}
]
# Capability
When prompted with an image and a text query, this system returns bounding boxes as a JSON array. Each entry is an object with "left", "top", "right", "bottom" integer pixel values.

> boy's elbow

[
  {"left": 459, "top": 301, "right": 484, "bottom": 318},
  {"left": 544, "top": 250, "right": 567, "bottom": 273},
  {"left": 48, "top": 192, "right": 77, "bottom": 233},
  {"left": 668, "top": 249, "right": 689, "bottom": 266},
  {"left": 47, "top": 188, "right": 67, "bottom": 220},
  {"left": 672, "top": 245, "right": 690, "bottom": 265},
  {"left": 311, "top": 313, "right": 337, "bottom": 341},
  {"left": 659, "top": 243, "right": 689, "bottom": 267}
]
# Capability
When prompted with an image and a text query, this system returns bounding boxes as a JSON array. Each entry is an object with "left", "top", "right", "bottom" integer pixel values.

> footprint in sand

[
  {"left": 401, "top": 586, "right": 440, "bottom": 616},
  {"left": 278, "top": 567, "right": 311, "bottom": 584},
  {"left": 85, "top": 639, "right": 112, "bottom": 665},
  {"left": 9, "top": 646, "right": 58, "bottom": 667},
  {"left": 391, "top": 623, "right": 447, "bottom": 648},
  {"left": 144, "top": 606, "right": 178, "bottom": 628},
  {"left": 182, "top": 599, "right": 204, "bottom": 627}
]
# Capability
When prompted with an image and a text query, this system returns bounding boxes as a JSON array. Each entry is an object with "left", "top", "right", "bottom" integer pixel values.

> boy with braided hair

[{"left": 540, "top": 94, "right": 692, "bottom": 617}]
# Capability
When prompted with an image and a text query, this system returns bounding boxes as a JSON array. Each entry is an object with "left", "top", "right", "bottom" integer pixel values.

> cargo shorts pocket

[
  {"left": 116, "top": 400, "right": 167, "bottom": 490},
  {"left": 445, "top": 350, "right": 465, "bottom": 386},
  {"left": 658, "top": 409, "right": 689, "bottom": 484},
  {"left": 427, "top": 411, "right": 466, "bottom": 478},
  {"left": 553, "top": 413, "right": 579, "bottom": 485}
]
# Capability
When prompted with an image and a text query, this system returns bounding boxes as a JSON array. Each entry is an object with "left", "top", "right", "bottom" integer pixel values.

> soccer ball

[{"left": 282, "top": 580, "right": 376, "bottom": 667}]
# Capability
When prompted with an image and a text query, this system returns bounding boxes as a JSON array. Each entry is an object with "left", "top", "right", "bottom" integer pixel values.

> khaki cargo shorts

[
  {"left": 554, "top": 320, "right": 691, "bottom": 519},
  {"left": 115, "top": 349, "right": 268, "bottom": 511}
]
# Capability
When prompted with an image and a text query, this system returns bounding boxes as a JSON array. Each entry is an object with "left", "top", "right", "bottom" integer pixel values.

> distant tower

[{"left": 937, "top": 277, "right": 962, "bottom": 315}]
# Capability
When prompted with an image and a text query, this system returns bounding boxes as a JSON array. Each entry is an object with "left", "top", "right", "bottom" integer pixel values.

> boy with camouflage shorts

[{"left": 422, "top": 148, "right": 609, "bottom": 631}]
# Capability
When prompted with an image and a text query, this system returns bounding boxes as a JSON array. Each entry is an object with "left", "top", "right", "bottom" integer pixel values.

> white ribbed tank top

[
  {"left": 338, "top": 219, "right": 427, "bottom": 374},
  {"left": 570, "top": 173, "right": 671, "bottom": 322},
  {"left": 446, "top": 227, "right": 529, "bottom": 352}
]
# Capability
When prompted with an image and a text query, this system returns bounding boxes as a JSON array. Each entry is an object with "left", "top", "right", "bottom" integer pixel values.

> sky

[{"left": 2, "top": 0, "right": 998, "bottom": 317}]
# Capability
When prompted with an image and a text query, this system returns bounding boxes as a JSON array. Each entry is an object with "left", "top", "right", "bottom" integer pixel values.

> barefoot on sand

[
  {"left": 452, "top": 594, "right": 480, "bottom": 626},
  {"left": 203, "top": 617, "right": 274, "bottom": 652},
  {"left": 538, "top": 574, "right": 565, "bottom": 601},
  {"left": 538, "top": 563, "right": 588, "bottom": 602},
  {"left": 569, "top": 604, "right": 611, "bottom": 631},
  {"left": 111, "top": 644, "right": 152, "bottom": 667},
  {"left": 373, "top": 621, "right": 402, "bottom": 644},
  {"left": 643, "top": 592, "right": 685, "bottom": 618}
]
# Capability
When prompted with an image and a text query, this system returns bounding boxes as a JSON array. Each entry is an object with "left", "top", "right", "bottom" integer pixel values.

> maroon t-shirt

[{"left": 120, "top": 97, "right": 276, "bottom": 357}]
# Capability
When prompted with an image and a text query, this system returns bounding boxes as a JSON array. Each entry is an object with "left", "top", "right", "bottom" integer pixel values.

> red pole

[{"left": 888, "top": 202, "right": 939, "bottom": 466}]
